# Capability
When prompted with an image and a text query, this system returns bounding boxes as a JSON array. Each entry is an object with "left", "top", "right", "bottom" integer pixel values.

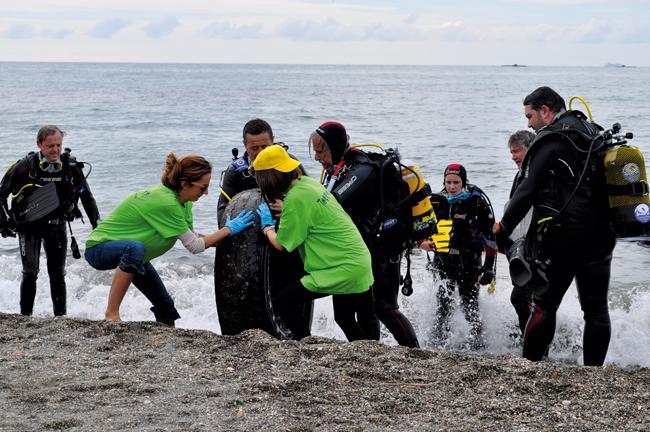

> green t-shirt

[
  {"left": 86, "top": 184, "right": 193, "bottom": 263},
  {"left": 276, "top": 176, "right": 373, "bottom": 294}
]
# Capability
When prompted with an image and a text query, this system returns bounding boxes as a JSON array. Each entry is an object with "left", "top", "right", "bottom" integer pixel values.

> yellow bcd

[{"left": 431, "top": 219, "right": 453, "bottom": 252}]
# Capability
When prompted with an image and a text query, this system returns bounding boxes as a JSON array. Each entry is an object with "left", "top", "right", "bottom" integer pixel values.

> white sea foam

[{"left": 1, "top": 243, "right": 648, "bottom": 367}]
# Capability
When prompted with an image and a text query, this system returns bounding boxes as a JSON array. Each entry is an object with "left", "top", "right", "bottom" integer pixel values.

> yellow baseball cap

[{"left": 253, "top": 145, "right": 301, "bottom": 172}]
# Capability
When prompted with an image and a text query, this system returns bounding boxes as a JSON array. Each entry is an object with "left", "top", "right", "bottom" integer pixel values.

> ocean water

[{"left": 1, "top": 62, "right": 649, "bottom": 367}]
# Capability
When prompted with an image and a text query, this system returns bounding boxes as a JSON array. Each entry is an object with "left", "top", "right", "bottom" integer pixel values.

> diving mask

[{"left": 38, "top": 153, "right": 63, "bottom": 173}]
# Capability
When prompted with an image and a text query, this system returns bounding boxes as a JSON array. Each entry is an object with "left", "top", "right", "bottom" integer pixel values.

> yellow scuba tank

[
  {"left": 568, "top": 95, "right": 650, "bottom": 239},
  {"left": 400, "top": 162, "right": 437, "bottom": 240},
  {"left": 604, "top": 145, "right": 650, "bottom": 238}
]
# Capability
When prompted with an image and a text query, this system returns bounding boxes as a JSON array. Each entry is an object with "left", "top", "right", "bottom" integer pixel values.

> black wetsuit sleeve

[
  {"left": 509, "top": 171, "right": 522, "bottom": 199},
  {"left": 501, "top": 142, "right": 556, "bottom": 233},
  {"left": 477, "top": 194, "right": 497, "bottom": 267},
  {"left": 217, "top": 167, "right": 238, "bottom": 224},
  {"left": 73, "top": 166, "right": 100, "bottom": 228},
  {"left": 0, "top": 164, "right": 15, "bottom": 225},
  {"left": 331, "top": 163, "right": 376, "bottom": 209}
]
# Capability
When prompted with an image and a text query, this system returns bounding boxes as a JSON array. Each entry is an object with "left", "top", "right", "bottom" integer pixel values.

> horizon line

[{"left": 0, "top": 60, "right": 643, "bottom": 68}]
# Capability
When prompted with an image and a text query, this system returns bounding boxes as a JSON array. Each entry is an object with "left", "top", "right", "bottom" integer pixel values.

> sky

[{"left": 1, "top": 0, "right": 649, "bottom": 66}]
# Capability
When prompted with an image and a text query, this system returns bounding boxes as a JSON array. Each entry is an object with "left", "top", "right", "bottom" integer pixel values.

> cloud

[
  {"left": 143, "top": 17, "right": 179, "bottom": 38},
  {"left": 1, "top": 23, "right": 73, "bottom": 40},
  {"left": 620, "top": 28, "right": 650, "bottom": 44},
  {"left": 521, "top": 20, "right": 650, "bottom": 45},
  {"left": 200, "top": 21, "right": 264, "bottom": 39},
  {"left": 87, "top": 18, "right": 130, "bottom": 38},
  {"left": 3, "top": 24, "right": 37, "bottom": 39},
  {"left": 433, "top": 22, "right": 477, "bottom": 43},
  {"left": 588, "top": 21, "right": 650, "bottom": 44},
  {"left": 573, "top": 20, "right": 615, "bottom": 43},
  {"left": 508, "top": 0, "right": 632, "bottom": 4},
  {"left": 41, "top": 28, "right": 73, "bottom": 39},
  {"left": 276, "top": 18, "right": 426, "bottom": 42},
  {"left": 276, "top": 19, "right": 363, "bottom": 42}
]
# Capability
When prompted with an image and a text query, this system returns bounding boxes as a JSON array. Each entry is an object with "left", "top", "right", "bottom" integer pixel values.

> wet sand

[{"left": 1, "top": 313, "right": 648, "bottom": 431}]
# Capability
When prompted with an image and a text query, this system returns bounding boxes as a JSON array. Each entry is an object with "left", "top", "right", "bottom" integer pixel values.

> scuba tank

[
  {"left": 566, "top": 96, "right": 650, "bottom": 240},
  {"left": 400, "top": 161, "right": 437, "bottom": 240},
  {"left": 603, "top": 135, "right": 650, "bottom": 239}
]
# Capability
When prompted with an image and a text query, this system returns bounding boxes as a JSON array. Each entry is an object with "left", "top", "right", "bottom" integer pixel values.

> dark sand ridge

[{"left": 1, "top": 313, "right": 648, "bottom": 431}]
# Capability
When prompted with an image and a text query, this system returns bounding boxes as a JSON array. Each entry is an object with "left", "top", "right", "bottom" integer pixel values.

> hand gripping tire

[{"left": 214, "top": 188, "right": 312, "bottom": 339}]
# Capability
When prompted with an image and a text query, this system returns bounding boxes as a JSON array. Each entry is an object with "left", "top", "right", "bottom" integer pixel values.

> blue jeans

[{"left": 85, "top": 240, "right": 180, "bottom": 324}]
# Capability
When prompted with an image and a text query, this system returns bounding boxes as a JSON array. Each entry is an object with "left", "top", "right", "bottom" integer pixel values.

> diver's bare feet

[{"left": 104, "top": 311, "right": 121, "bottom": 321}]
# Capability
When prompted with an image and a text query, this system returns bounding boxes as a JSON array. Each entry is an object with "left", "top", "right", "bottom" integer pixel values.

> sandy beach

[{"left": 1, "top": 312, "right": 648, "bottom": 431}]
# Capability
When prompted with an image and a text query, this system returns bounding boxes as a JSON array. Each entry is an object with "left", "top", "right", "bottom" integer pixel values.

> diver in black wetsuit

[
  {"left": 505, "top": 130, "right": 535, "bottom": 336},
  {"left": 217, "top": 119, "right": 274, "bottom": 224},
  {"left": 422, "top": 164, "right": 497, "bottom": 348},
  {"left": 0, "top": 125, "right": 100, "bottom": 316},
  {"left": 218, "top": 119, "right": 306, "bottom": 224},
  {"left": 495, "top": 87, "right": 616, "bottom": 366},
  {"left": 309, "top": 121, "right": 419, "bottom": 348}
]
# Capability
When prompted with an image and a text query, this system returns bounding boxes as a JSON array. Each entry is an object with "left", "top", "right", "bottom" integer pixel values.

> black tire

[{"left": 214, "top": 188, "right": 311, "bottom": 339}]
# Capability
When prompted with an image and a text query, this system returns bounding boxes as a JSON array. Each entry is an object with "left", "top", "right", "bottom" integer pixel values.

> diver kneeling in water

[{"left": 254, "top": 145, "right": 375, "bottom": 341}]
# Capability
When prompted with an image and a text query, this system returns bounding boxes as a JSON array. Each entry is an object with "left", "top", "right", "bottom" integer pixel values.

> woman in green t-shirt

[
  {"left": 85, "top": 153, "right": 254, "bottom": 325},
  {"left": 253, "top": 145, "right": 376, "bottom": 341}
]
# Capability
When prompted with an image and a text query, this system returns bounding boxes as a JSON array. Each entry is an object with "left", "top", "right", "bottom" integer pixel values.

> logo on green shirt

[{"left": 317, "top": 191, "right": 330, "bottom": 206}]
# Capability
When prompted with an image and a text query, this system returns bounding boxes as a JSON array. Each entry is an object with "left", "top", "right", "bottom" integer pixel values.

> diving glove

[
  {"left": 493, "top": 221, "right": 513, "bottom": 254},
  {"left": 478, "top": 270, "right": 495, "bottom": 286},
  {"left": 1, "top": 227, "right": 15, "bottom": 238},
  {"left": 224, "top": 210, "right": 254, "bottom": 236},
  {"left": 0, "top": 220, "right": 16, "bottom": 238},
  {"left": 256, "top": 202, "right": 276, "bottom": 229}
]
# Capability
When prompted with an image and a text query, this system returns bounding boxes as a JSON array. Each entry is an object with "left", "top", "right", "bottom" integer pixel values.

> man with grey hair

[
  {"left": 0, "top": 125, "right": 100, "bottom": 316},
  {"left": 508, "top": 130, "right": 535, "bottom": 198},
  {"left": 506, "top": 130, "right": 535, "bottom": 336},
  {"left": 509, "top": 130, "right": 535, "bottom": 169}
]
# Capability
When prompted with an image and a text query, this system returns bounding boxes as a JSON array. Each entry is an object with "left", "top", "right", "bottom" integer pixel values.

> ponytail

[{"left": 161, "top": 153, "right": 212, "bottom": 191}]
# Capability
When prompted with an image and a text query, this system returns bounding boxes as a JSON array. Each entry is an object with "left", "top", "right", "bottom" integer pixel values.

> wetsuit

[
  {"left": 430, "top": 186, "right": 496, "bottom": 347},
  {"left": 0, "top": 151, "right": 99, "bottom": 316},
  {"left": 501, "top": 110, "right": 615, "bottom": 366},
  {"left": 508, "top": 170, "right": 535, "bottom": 335},
  {"left": 217, "top": 152, "right": 258, "bottom": 225},
  {"left": 324, "top": 148, "right": 419, "bottom": 348}
]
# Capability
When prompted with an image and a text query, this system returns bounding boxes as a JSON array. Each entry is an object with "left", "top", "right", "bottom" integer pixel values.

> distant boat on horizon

[
  {"left": 605, "top": 63, "right": 635, "bottom": 68},
  {"left": 501, "top": 64, "right": 527, "bottom": 67}
]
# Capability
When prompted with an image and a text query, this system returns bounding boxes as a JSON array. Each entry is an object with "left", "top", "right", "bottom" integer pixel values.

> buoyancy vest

[
  {"left": 521, "top": 110, "right": 610, "bottom": 231},
  {"left": 9, "top": 151, "right": 81, "bottom": 227},
  {"left": 326, "top": 146, "right": 437, "bottom": 261},
  {"left": 429, "top": 184, "right": 494, "bottom": 256}
]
